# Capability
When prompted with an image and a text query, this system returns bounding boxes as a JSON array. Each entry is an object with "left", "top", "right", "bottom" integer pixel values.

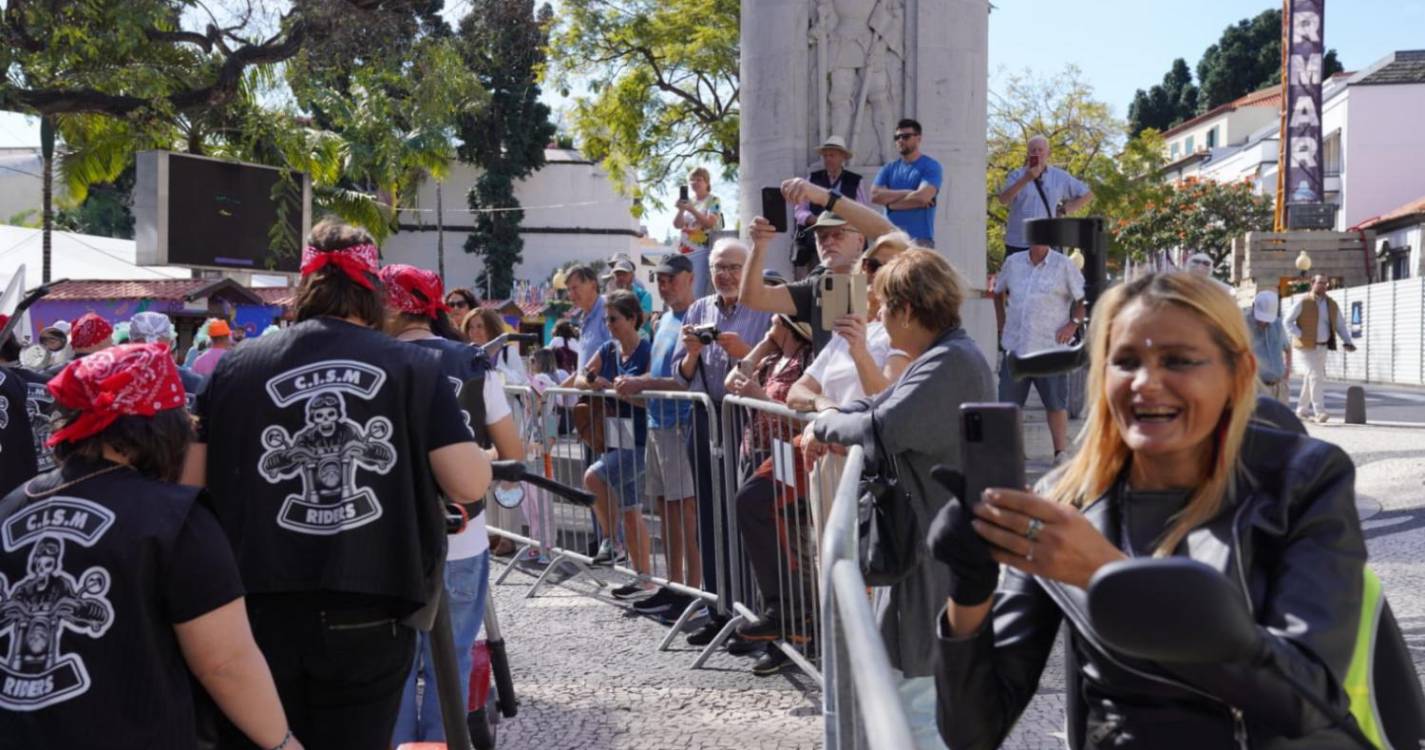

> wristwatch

[{"left": 825, "top": 189, "right": 842, "bottom": 213}]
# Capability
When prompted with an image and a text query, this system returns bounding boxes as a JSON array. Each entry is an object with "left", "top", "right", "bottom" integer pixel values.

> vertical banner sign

[{"left": 1284, "top": 0, "right": 1325, "bottom": 207}]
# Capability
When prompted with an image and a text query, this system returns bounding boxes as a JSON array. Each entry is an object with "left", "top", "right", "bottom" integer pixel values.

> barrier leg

[{"left": 429, "top": 590, "right": 476, "bottom": 750}]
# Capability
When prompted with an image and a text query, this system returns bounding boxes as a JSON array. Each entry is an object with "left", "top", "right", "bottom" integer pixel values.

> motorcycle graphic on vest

[
  {"left": 25, "top": 383, "right": 55, "bottom": 472},
  {"left": 0, "top": 498, "right": 116, "bottom": 711},
  {"left": 258, "top": 361, "right": 397, "bottom": 536}
]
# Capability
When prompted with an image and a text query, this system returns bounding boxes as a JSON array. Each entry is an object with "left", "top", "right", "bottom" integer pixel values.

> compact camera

[{"left": 693, "top": 324, "right": 720, "bottom": 345}]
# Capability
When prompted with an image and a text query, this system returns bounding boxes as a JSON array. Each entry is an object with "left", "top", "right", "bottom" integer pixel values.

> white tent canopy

[{"left": 0, "top": 224, "right": 190, "bottom": 293}]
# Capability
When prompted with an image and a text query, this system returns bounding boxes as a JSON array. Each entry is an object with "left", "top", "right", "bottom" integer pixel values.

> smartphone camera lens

[{"left": 965, "top": 413, "right": 983, "bottom": 442}]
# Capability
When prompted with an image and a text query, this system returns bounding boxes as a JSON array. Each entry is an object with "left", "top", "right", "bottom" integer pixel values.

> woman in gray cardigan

[{"left": 803, "top": 249, "right": 995, "bottom": 749}]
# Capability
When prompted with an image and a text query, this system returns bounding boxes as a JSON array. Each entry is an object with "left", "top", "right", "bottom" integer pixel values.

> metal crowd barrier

[
  {"left": 820, "top": 445, "right": 915, "bottom": 750},
  {"left": 485, "top": 386, "right": 736, "bottom": 664},
  {"left": 484, "top": 381, "right": 911, "bottom": 738},
  {"left": 720, "top": 395, "right": 824, "bottom": 682}
]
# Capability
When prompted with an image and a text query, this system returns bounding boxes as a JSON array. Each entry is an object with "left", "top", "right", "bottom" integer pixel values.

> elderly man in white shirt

[
  {"left": 1285, "top": 273, "right": 1356, "bottom": 423},
  {"left": 994, "top": 242, "right": 1086, "bottom": 465}
]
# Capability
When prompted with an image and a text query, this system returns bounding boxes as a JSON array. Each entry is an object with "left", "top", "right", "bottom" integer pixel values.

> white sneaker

[
  {"left": 1314, "top": 413, "right": 1330, "bottom": 424},
  {"left": 1052, "top": 450, "right": 1069, "bottom": 467},
  {"left": 1296, "top": 409, "right": 1311, "bottom": 420}
]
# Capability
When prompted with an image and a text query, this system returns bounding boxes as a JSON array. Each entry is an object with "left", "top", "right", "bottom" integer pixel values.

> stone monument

[{"left": 739, "top": 0, "right": 994, "bottom": 359}]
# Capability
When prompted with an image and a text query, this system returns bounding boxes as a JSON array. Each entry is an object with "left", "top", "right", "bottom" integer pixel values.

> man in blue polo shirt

[{"left": 871, "top": 118, "right": 942, "bottom": 246}]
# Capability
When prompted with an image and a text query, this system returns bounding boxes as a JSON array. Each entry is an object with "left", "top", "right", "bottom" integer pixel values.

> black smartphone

[
  {"left": 761, "top": 186, "right": 788, "bottom": 232},
  {"left": 678, "top": 185, "right": 689, "bottom": 203},
  {"left": 959, "top": 403, "right": 1026, "bottom": 507}
]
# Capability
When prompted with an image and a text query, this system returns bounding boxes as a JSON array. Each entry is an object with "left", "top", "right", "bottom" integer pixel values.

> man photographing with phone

[
  {"left": 997, "top": 134, "right": 1093, "bottom": 258},
  {"left": 740, "top": 177, "right": 896, "bottom": 357}
]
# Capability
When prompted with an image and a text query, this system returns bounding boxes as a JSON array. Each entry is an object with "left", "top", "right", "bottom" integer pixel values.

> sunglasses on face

[
  {"left": 893, "top": 132, "right": 918, "bottom": 141},
  {"left": 447, "top": 299, "right": 470, "bottom": 309}
]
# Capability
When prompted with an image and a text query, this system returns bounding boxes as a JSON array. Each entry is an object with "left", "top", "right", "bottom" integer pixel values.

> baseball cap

[
  {"left": 652, "top": 254, "right": 694, "bottom": 276},
  {"left": 600, "top": 258, "right": 636, "bottom": 279},
  {"left": 1252, "top": 290, "right": 1279, "bottom": 323},
  {"left": 207, "top": 318, "right": 232, "bottom": 337}
]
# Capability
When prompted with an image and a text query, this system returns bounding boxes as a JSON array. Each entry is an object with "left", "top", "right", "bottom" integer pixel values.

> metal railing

[
  {"left": 820, "top": 445, "right": 915, "bottom": 750},
  {"left": 721, "top": 394, "right": 822, "bottom": 681},
  {"left": 482, "top": 382, "right": 915, "bottom": 747}
]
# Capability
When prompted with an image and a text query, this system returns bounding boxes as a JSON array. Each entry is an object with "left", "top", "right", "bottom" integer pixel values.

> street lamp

[
  {"left": 551, "top": 268, "right": 567, "bottom": 291},
  {"left": 1295, "top": 250, "right": 1313, "bottom": 276}
]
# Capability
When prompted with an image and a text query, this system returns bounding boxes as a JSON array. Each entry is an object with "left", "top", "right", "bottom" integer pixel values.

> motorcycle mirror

[
  {"left": 1006, "top": 345, "right": 1088, "bottom": 379},
  {"left": 1088, "top": 558, "right": 1263, "bottom": 664}
]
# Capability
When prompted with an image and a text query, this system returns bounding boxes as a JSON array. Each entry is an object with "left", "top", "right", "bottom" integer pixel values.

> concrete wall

[{"left": 1232, "top": 230, "right": 1375, "bottom": 303}]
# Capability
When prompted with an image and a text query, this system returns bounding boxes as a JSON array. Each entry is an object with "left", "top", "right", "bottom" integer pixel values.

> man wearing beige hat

[{"left": 792, "top": 136, "right": 868, "bottom": 277}]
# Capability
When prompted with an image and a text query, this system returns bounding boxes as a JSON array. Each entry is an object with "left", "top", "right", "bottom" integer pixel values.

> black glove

[{"left": 928, "top": 465, "right": 999, "bottom": 606}]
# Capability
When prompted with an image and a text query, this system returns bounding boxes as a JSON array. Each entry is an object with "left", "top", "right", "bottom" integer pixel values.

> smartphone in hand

[
  {"left": 818, "top": 274, "right": 869, "bottom": 331},
  {"left": 761, "top": 187, "right": 788, "bottom": 232},
  {"left": 679, "top": 185, "right": 689, "bottom": 203},
  {"left": 959, "top": 403, "right": 1026, "bottom": 507}
]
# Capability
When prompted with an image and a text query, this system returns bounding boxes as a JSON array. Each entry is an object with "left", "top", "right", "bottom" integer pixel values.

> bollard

[{"left": 1345, "top": 385, "right": 1367, "bottom": 424}]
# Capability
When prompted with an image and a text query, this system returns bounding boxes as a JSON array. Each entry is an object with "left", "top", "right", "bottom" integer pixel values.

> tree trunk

[
  {"left": 40, "top": 116, "right": 54, "bottom": 284},
  {"left": 436, "top": 179, "right": 445, "bottom": 281}
]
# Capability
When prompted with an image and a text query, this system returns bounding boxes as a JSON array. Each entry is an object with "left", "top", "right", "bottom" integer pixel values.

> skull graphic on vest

[
  {"left": 258, "top": 361, "right": 397, "bottom": 535},
  {"left": 1, "top": 498, "right": 117, "bottom": 711}
]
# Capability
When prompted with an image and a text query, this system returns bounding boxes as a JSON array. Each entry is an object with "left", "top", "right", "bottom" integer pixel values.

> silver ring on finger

[
  {"left": 1025, "top": 542, "right": 1035, "bottom": 563},
  {"left": 1025, "top": 517, "right": 1045, "bottom": 542}
]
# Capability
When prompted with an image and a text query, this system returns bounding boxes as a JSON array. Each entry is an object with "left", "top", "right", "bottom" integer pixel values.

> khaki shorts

[{"left": 645, "top": 425, "right": 696, "bottom": 500}]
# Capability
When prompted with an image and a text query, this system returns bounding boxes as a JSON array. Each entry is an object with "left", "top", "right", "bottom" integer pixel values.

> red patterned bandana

[
  {"left": 300, "top": 242, "right": 381, "bottom": 290},
  {"left": 380, "top": 264, "right": 450, "bottom": 319},
  {"left": 47, "top": 342, "right": 187, "bottom": 446},
  {"left": 70, "top": 313, "right": 114, "bottom": 350}
]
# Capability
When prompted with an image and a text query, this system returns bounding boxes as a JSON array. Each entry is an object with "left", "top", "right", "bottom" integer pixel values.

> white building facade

[
  {"left": 380, "top": 148, "right": 643, "bottom": 293},
  {"left": 1161, "top": 50, "right": 1425, "bottom": 242}
]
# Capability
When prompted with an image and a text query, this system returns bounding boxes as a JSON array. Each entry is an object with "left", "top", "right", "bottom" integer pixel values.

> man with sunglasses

[
  {"left": 741, "top": 178, "right": 897, "bottom": 357},
  {"left": 870, "top": 118, "right": 942, "bottom": 246}
]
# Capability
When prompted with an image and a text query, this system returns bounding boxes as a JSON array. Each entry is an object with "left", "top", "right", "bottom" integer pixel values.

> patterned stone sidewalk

[{"left": 485, "top": 420, "right": 1425, "bottom": 750}]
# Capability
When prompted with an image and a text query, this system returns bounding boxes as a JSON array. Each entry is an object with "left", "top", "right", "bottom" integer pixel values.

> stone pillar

[
  {"left": 914, "top": 0, "right": 994, "bottom": 360},
  {"left": 739, "top": 0, "right": 809, "bottom": 277},
  {"left": 739, "top": 0, "right": 995, "bottom": 359}
]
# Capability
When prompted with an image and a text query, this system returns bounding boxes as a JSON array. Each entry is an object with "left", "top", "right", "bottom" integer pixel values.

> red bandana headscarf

[
  {"left": 379, "top": 264, "right": 450, "bottom": 319},
  {"left": 47, "top": 342, "right": 187, "bottom": 446},
  {"left": 300, "top": 243, "right": 381, "bottom": 290},
  {"left": 70, "top": 313, "right": 114, "bottom": 350}
]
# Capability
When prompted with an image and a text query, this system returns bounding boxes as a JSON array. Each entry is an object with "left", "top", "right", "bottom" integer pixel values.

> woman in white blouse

[{"left": 785, "top": 232, "right": 915, "bottom": 412}]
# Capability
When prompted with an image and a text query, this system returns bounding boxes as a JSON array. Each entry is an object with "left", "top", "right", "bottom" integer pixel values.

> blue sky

[{"left": 3, "top": 1, "right": 1422, "bottom": 238}]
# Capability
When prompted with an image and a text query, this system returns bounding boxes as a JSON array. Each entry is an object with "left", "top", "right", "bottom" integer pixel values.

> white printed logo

[
  {"left": 25, "top": 383, "right": 55, "bottom": 472},
  {"left": 0, "top": 497, "right": 116, "bottom": 711},
  {"left": 258, "top": 361, "right": 397, "bottom": 535}
]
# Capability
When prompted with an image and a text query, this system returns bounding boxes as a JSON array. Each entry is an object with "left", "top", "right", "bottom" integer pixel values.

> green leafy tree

[
  {"left": 1127, "top": 8, "right": 1342, "bottom": 134},
  {"left": 986, "top": 66, "right": 1122, "bottom": 271},
  {"left": 1127, "top": 59, "right": 1198, "bottom": 137},
  {"left": 2, "top": 0, "right": 471, "bottom": 259},
  {"left": 1112, "top": 177, "right": 1273, "bottom": 271},
  {"left": 455, "top": 0, "right": 557, "bottom": 299},
  {"left": 545, "top": 0, "right": 738, "bottom": 207}
]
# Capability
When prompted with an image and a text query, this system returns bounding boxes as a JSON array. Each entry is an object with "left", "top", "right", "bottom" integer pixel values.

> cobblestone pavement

[
  {"left": 488, "top": 565, "right": 822, "bottom": 750},
  {"left": 486, "top": 419, "right": 1425, "bottom": 750}
]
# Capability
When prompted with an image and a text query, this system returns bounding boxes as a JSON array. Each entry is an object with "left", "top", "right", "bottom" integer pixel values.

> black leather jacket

[{"left": 934, "top": 424, "right": 1367, "bottom": 749}]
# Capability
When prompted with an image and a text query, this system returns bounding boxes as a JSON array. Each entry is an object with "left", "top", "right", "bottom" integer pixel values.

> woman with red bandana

[
  {"left": 379, "top": 263, "right": 527, "bottom": 745},
  {"left": 183, "top": 220, "right": 492, "bottom": 749},
  {"left": 0, "top": 343, "right": 302, "bottom": 750}
]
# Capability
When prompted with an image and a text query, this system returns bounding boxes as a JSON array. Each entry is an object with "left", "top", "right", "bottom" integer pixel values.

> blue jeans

[
  {"left": 391, "top": 552, "right": 491, "bottom": 744},
  {"left": 687, "top": 247, "right": 711, "bottom": 299},
  {"left": 891, "top": 667, "right": 949, "bottom": 750}
]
